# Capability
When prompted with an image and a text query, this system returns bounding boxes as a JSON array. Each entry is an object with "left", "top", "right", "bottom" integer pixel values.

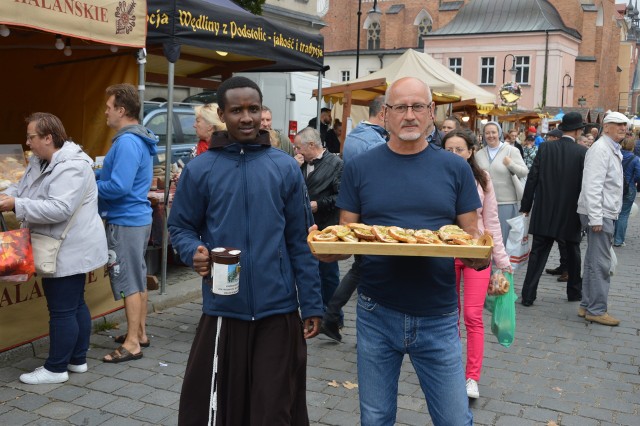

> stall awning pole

[
  {"left": 137, "top": 49, "right": 146, "bottom": 122},
  {"left": 160, "top": 61, "right": 175, "bottom": 295}
]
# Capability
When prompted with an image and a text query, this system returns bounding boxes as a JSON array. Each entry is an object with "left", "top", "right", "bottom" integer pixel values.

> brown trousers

[{"left": 178, "top": 312, "right": 310, "bottom": 426}]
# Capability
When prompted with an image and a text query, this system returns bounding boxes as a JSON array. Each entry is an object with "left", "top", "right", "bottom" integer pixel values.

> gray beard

[{"left": 398, "top": 132, "right": 422, "bottom": 141}]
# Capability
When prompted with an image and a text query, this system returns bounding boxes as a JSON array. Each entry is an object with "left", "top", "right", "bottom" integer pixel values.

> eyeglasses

[
  {"left": 385, "top": 103, "right": 430, "bottom": 114},
  {"left": 446, "top": 147, "right": 468, "bottom": 154},
  {"left": 26, "top": 133, "right": 38, "bottom": 141}
]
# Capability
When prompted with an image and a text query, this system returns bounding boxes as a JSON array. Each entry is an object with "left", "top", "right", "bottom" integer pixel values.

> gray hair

[
  {"left": 296, "top": 127, "right": 322, "bottom": 145},
  {"left": 369, "top": 95, "right": 386, "bottom": 117}
]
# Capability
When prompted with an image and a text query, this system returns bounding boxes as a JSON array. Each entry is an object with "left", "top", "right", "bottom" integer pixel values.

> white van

[{"left": 236, "top": 72, "right": 332, "bottom": 141}]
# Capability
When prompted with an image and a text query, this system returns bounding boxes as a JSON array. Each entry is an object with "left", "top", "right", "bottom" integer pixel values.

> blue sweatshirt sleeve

[
  {"left": 97, "top": 136, "right": 143, "bottom": 201},
  {"left": 282, "top": 163, "right": 323, "bottom": 320}
]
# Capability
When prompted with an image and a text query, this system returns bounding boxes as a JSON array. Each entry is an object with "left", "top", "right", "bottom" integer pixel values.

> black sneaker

[{"left": 320, "top": 321, "right": 342, "bottom": 342}]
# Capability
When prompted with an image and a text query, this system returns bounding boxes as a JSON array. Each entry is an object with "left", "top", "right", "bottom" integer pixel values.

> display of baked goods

[
  {"left": 0, "top": 145, "right": 27, "bottom": 191},
  {"left": 308, "top": 224, "right": 493, "bottom": 259},
  {"left": 488, "top": 272, "right": 510, "bottom": 295}
]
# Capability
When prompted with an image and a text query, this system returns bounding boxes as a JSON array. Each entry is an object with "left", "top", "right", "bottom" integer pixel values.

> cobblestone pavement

[{"left": 1, "top": 220, "right": 639, "bottom": 425}]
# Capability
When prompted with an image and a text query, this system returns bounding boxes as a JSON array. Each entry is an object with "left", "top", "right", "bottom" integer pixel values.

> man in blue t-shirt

[{"left": 315, "top": 77, "right": 486, "bottom": 425}]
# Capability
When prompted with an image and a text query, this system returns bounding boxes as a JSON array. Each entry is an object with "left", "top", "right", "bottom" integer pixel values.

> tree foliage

[{"left": 232, "top": 0, "right": 266, "bottom": 15}]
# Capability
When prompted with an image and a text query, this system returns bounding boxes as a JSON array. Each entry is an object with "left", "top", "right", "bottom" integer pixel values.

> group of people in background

[{"left": 4, "top": 73, "right": 640, "bottom": 426}]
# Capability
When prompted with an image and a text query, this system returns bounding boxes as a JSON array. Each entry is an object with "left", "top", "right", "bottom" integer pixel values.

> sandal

[
  {"left": 113, "top": 334, "right": 150, "bottom": 347},
  {"left": 103, "top": 345, "right": 143, "bottom": 364}
]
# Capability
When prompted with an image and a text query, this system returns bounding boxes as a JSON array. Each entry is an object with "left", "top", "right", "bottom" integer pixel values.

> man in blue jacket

[
  {"left": 97, "top": 83, "right": 157, "bottom": 364},
  {"left": 168, "top": 76, "right": 323, "bottom": 425}
]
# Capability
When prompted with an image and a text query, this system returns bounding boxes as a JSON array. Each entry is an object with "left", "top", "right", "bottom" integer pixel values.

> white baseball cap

[{"left": 603, "top": 111, "right": 629, "bottom": 124}]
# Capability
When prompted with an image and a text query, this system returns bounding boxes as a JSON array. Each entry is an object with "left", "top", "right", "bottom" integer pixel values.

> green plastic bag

[{"left": 484, "top": 272, "right": 517, "bottom": 347}]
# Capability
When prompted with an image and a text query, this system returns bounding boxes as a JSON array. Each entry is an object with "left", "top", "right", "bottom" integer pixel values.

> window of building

[
  {"left": 341, "top": 70, "right": 350, "bottom": 82},
  {"left": 515, "top": 56, "right": 530, "bottom": 84},
  {"left": 416, "top": 16, "right": 432, "bottom": 48},
  {"left": 480, "top": 57, "right": 495, "bottom": 85},
  {"left": 449, "top": 58, "right": 462, "bottom": 76},
  {"left": 367, "top": 21, "right": 381, "bottom": 50}
]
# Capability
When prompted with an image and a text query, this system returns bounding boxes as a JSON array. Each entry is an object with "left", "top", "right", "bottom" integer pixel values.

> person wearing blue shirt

[
  {"left": 97, "top": 84, "right": 157, "bottom": 364},
  {"left": 315, "top": 77, "right": 487, "bottom": 426}
]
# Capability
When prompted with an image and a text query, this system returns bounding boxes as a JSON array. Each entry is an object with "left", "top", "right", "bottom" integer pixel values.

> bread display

[
  {"left": 312, "top": 224, "right": 478, "bottom": 246},
  {"left": 0, "top": 146, "right": 27, "bottom": 191},
  {"left": 488, "top": 272, "right": 510, "bottom": 295}
]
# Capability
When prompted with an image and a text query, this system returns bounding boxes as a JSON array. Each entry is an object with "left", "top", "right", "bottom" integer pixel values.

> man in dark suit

[{"left": 519, "top": 112, "right": 588, "bottom": 306}]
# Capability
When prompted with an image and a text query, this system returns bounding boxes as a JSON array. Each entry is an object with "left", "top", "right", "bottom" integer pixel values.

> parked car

[
  {"left": 143, "top": 102, "right": 198, "bottom": 165},
  {"left": 182, "top": 91, "right": 217, "bottom": 105}
]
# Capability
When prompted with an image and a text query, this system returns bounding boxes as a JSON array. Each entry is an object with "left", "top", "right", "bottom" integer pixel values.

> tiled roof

[{"left": 429, "top": 0, "right": 581, "bottom": 40}]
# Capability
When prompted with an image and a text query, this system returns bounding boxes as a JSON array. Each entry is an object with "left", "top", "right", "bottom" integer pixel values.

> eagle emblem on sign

[{"left": 115, "top": 0, "right": 137, "bottom": 35}]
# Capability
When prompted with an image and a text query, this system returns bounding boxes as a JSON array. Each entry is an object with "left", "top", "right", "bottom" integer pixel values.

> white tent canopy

[{"left": 323, "top": 49, "right": 496, "bottom": 106}]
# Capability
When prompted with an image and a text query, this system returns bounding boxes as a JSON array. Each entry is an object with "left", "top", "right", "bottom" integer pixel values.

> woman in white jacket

[
  {"left": 0, "top": 113, "right": 107, "bottom": 385},
  {"left": 476, "top": 121, "right": 529, "bottom": 241}
]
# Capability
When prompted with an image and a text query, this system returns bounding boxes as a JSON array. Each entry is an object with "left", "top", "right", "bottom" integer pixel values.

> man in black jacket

[
  {"left": 519, "top": 112, "right": 588, "bottom": 306},
  {"left": 294, "top": 127, "right": 343, "bottom": 317}
]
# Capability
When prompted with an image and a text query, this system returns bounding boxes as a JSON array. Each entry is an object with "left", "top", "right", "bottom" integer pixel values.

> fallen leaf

[
  {"left": 547, "top": 421, "right": 558, "bottom": 426},
  {"left": 327, "top": 380, "right": 339, "bottom": 388},
  {"left": 343, "top": 381, "right": 358, "bottom": 389},
  {"left": 551, "top": 387, "right": 562, "bottom": 393}
]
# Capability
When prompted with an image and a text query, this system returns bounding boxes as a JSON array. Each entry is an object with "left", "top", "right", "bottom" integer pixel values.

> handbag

[
  {"left": 30, "top": 185, "right": 88, "bottom": 276},
  {"left": 0, "top": 214, "right": 36, "bottom": 282}
]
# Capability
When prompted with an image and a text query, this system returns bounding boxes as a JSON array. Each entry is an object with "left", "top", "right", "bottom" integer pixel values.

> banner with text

[
  {"left": 0, "top": 266, "right": 123, "bottom": 353},
  {"left": 147, "top": 0, "right": 324, "bottom": 72},
  {"left": 1, "top": 0, "right": 146, "bottom": 47}
]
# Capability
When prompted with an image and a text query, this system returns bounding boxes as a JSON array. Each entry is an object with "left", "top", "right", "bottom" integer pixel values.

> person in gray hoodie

[
  {"left": 0, "top": 112, "right": 107, "bottom": 384},
  {"left": 97, "top": 84, "right": 158, "bottom": 363}
]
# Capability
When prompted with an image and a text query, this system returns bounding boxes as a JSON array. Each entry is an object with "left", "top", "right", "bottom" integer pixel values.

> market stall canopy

[
  {"left": 145, "top": 0, "right": 324, "bottom": 88},
  {"left": 315, "top": 49, "right": 496, "bottom": 105},
  {"left": 0, "top": 2, "right": 145, "bottom": 158},
  {"left": 1, "top": 0, "right": 146, "bottom": 47}
]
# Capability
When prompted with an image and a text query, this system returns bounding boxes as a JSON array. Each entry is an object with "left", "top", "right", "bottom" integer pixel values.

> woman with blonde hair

[{"left": 193, "top": 103, "right": 225, "bottom": 156}]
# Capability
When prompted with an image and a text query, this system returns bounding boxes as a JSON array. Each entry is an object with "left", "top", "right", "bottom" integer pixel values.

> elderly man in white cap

[{"left": 577, "top": 111, "right": 629, "bottom": 326}]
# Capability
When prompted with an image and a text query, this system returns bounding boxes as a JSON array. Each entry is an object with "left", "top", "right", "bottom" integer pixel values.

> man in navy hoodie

[
  {"left": 168, "top": 76, "right": 323, "bottom": 425},
  {"left": 97, "top": 83, "right": 157, "bottom": 363}
]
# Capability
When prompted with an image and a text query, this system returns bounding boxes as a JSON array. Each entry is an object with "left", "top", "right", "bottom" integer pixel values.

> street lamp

[
  {"left": 502, "top": 54, "right": 518, "bottom": 84},
  {"left": 355, "top": 0, "right": 381, "bottom": 79},
  {"left": 561, "top": 73, "right": 573, "bottom": 107},
  {"left": 578, "top": 95, "right": 587, "bottom": 107}
]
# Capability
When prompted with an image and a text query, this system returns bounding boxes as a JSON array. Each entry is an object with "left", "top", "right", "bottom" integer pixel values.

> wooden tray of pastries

[{"left": 307, "top": 224, "right": 493, "bottom": 259}]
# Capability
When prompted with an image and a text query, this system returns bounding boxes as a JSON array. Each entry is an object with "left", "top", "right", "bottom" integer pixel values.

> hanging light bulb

[
  {"left": 55, "top": 34, "right": 65, "bottom": 50},
  {"left": 63, "top": 37, "right": 72, "bottom": 56},
  {"left": 0, "top": 25, "right": 10, "bottom": 37},
  {"left": 216, "top": 51, "right": 228, "bottom": 57},
  {"left": 110, "top": 45, "right": 118, "bottom": 53}
]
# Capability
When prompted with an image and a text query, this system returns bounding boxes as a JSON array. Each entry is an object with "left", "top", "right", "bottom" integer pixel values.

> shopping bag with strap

[{"left": 505, "top": 214, "right": 531, "bottom": 271}]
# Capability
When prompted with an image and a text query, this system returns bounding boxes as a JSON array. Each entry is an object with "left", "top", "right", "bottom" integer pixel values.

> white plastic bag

[
  {"left": 505, "top": 214, "right": 532, "bottom": 271},
  {"left": 609, "top": 246, "right": 617, "bottom": 276}
]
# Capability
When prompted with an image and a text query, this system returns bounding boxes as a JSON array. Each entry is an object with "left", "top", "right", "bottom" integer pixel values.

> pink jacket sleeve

[{"left": 477, "top": 172, "right": 510, "bottom": 269}]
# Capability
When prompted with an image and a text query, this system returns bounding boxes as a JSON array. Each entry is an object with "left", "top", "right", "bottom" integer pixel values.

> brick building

[{"left": 320, "top": 0, "right": 631, "bottom": 113}]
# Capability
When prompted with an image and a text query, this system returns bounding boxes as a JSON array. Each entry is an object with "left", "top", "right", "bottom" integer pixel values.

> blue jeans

[
  {"left": 613, "top": 186, "right": 636, "bottom": 245},
  {"left": 356, "top": 294, "right": 472, "bottom": 426},
  {"left": 319, "top": 261, "right": 341, "bottom": 320},
  {"left": 42, "top": 274, "right": 90, "bottom": 373}
]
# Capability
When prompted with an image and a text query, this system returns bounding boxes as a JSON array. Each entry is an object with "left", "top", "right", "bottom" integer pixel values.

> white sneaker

[
  {"left": 466, "top": 378, "right": 479, "bottom": 399},
  {"left": 20, "top": 366, "right": 68, "bottom": 385},
  {"left": 67, "top": 363, "right": 88, "bottom": 373}
]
